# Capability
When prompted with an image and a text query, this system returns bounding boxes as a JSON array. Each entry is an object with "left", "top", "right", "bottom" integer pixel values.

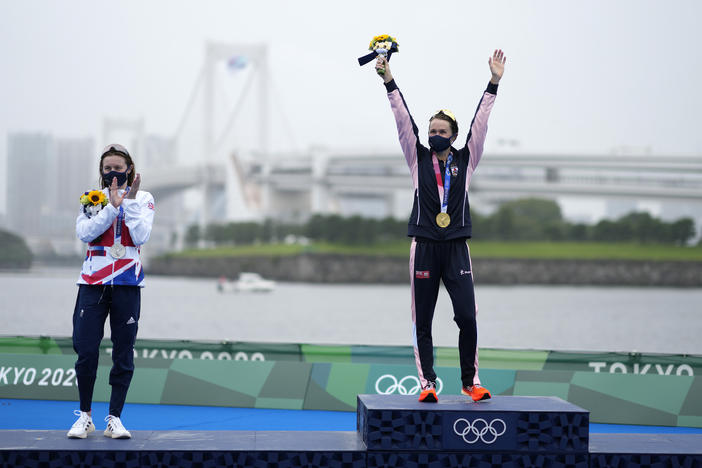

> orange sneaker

[
  {"left": 461, "top": 384, "right": 491, "bottom": 402},
  {"left": 418, "top": 381, "right": 438, "bottom": 403}
]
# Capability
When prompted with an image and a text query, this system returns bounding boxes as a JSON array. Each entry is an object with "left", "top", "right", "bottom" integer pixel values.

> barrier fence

[
  {"left": 1, "top": 336, "right": 700, "bottom": 375},
  {"left": 0, "top": 337, "right": 700, "bottom": 428}
]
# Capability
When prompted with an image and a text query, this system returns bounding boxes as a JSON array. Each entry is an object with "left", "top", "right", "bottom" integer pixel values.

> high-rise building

[
  {"left": 6, "top": 133, "right": 94, "bottom": 254},
  {"left": 6, "top": 133, "right": 53, "bottom": 238}
]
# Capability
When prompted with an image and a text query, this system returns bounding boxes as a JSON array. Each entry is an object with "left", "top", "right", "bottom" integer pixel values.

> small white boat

[{"left": 217, "top": 273, "right": 276, "bottom": 293}]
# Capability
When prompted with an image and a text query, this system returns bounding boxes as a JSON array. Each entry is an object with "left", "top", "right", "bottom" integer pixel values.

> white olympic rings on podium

[{"left": 452, "top": 417, "right": 507, "bottom": 444}]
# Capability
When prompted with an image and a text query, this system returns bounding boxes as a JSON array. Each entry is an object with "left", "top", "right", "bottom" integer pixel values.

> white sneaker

[
  {"left": 67, "top": 410, "right": 95, "bottom": 439},
  {"left": 104, "top": 415, "right": 131, "bottom": 439}
]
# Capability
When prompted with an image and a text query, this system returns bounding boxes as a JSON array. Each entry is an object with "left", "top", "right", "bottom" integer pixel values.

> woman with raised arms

[{"left": 374, "top": 49, "right": 505, "bottom": 403}]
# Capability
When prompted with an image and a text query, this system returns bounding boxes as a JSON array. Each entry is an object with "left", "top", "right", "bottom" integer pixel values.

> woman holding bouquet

[
  {"left": 374, "top": 49, "right": 505, "bottom": 403},
  {"left": 67, "top": 143, "right": 155, "bottom": 439}
]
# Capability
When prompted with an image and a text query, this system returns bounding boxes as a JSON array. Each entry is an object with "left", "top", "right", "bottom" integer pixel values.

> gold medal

[{"left": 436, "top": 212, "right": 451, "bottom": 228}]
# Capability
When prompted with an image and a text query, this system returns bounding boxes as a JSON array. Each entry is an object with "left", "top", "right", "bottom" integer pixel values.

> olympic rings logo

[
  {"left": 453, "top": 418, "right": 507, "bottom": 444},
  {"left": 374, "top": 375, "right": 443, "bottom": 395}
]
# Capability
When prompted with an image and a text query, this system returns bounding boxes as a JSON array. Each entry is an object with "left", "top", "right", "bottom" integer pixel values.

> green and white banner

[
  {"left": 0, "top": 352, "right": 700, "bottom": 428},
  {"left": 1, "top": 336, "right": 700, "bottom": 376}
]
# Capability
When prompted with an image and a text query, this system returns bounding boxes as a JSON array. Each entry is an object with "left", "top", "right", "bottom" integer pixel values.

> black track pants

[{"left": 410, "top": 238, "right": 481, "bottom": 388}]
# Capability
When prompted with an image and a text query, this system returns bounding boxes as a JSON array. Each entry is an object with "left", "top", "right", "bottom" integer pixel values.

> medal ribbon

[
  {"left": 432, "top": 153, "right": 453, "bottom": 214},
  {"left": 113, "top": 206, "right": 124, "bottom": 246},
  {"left": 112, "top": 187, "right": 129, "bottom": 248}
]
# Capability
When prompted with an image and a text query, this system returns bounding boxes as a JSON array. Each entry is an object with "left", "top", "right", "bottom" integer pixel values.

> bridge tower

[{"left": 198, "top": 42, "right": 269, "bottom": 233}]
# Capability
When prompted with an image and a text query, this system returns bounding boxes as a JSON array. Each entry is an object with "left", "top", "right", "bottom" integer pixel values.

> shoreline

[{"left": 149, "top": 254, "right": 702, "bottom": 287}]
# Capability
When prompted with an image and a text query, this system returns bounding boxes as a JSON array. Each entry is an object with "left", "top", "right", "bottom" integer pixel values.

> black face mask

[
  {"left": 429, "top": 135, "right": 453, "bottom": 152},
  {"left": 103, "top": 169, "right": 129, "bottom": 187}
]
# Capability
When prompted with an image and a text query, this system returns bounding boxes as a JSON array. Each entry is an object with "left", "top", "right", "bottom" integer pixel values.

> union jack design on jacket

[{"left": 76, "top": 188, "right": 155, "bottom": 286}]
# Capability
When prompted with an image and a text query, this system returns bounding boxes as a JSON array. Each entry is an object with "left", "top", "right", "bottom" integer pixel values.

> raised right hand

[
  {"left": 125, "top": 173, "right": 141, "bottom": 199},
  {"left": 375, "top": 56, "right": 394, "bottom": 84}
]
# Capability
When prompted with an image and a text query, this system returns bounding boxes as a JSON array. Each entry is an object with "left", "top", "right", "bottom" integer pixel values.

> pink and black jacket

[{"left": 385, "top": 79, "right": 498, "bottom": 241}]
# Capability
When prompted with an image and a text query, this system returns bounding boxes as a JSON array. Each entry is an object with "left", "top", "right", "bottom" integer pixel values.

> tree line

[
  {"left": 472, "top": 198, "right": 695, "bottom": 244},
  {"left": 185, "top": 198, "right": 697, "bottom": 247},
  {"left": 185, "top": 215, "right": 406, "bottom": 247},
  {"left": 0, "top": 229, "right": 33, "bottom": 268}
]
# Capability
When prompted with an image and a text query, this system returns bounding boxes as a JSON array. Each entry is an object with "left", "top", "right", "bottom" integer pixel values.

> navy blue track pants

[
  {"left": 410, "top": 237, "right": 481, "bottom": 389},
  {"left": 72, "top": 284, "right": 140, "bottom": 417}
]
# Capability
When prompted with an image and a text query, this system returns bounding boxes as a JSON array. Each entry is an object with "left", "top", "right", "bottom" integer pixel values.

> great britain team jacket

[{"left": 76, "top": 188, "right": 155, "bottom": 286}]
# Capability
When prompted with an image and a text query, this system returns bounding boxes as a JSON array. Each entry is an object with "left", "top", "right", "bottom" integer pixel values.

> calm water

[{"left": 1, "top": 267, "right": 701, "bottom": 355}]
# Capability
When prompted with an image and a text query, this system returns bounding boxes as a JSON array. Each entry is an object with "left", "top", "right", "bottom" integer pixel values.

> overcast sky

[{"left": 1, "top": 0, "right": 701, "bottom": 213}]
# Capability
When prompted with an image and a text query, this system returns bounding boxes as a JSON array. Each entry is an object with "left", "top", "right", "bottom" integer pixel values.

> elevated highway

[{"left": 142, "top": 152, "right": 702, "bottom": 223}]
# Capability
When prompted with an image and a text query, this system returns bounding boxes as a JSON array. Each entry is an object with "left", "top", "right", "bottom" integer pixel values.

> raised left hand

[
  {"left": 125, "top": 173, "right": 140, "bottom": 199},
  {"left": 489, "top": 49, "right": 506, "bottom": 84}
]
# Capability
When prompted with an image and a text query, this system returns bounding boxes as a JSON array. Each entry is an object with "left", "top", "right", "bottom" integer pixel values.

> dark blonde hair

[
  {"left": 429, "top": 111, "right": 459, "bottom": 136},
  {"left": 99, "top": 144, "right": 135, "bottom": 188}
]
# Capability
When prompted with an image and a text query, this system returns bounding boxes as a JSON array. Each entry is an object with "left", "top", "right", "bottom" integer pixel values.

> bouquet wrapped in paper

[
  {"left": 358, "top": 34, "right": 399, "bottom": 74},
  {"left": 80, "top": 190, "right": 108, "bottom": 218}
]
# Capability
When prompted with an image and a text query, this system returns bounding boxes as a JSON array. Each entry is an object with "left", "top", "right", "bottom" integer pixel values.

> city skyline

[{"left": 1, "top": 0, "right": 701, "bottom": 218}]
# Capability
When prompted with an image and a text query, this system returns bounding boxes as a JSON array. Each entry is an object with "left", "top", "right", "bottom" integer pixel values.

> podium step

[
  {"left": 358, "top": 394, "right": 589, "bottom": 453},
  {"left": 589, "top": 433, "right": 702, "bottom": 467},
  {"left": 2, "top": 424, "right": 702, "bottom": 467},
  {"left": 0, "top": 430, "right": 367, "bottom": 468},
  {"left": 3, "top": 397, "right": 701, "bottom": 468}
]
